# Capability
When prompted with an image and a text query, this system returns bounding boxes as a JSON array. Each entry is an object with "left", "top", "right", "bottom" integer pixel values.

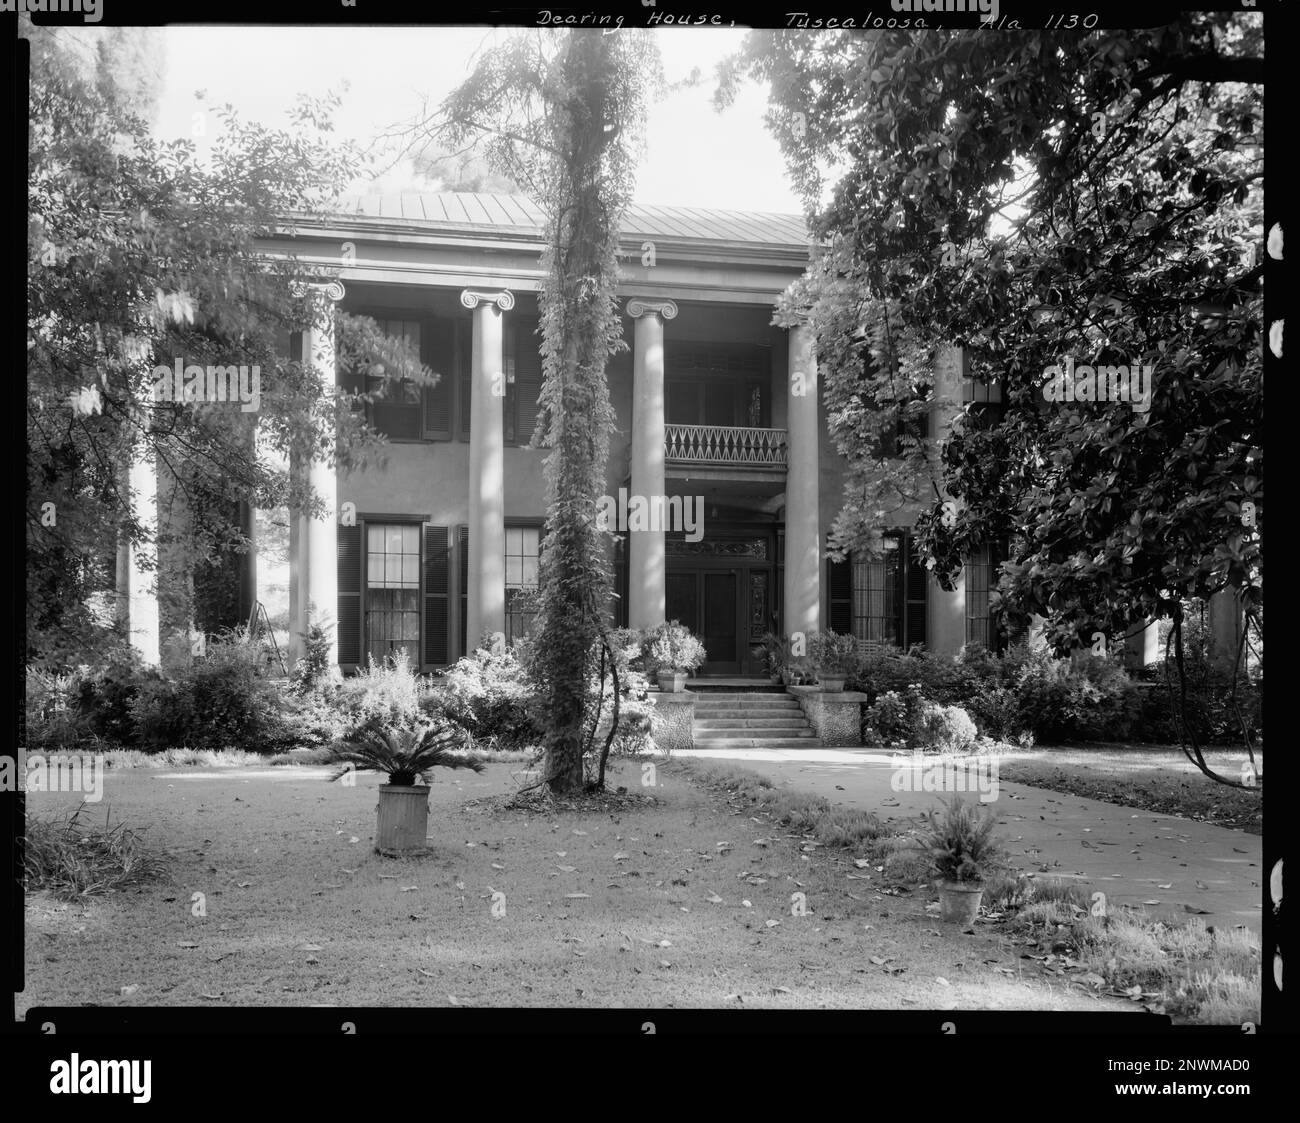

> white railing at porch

[{"left": 664, "top": 424, "right": 788, "bottom": 467}]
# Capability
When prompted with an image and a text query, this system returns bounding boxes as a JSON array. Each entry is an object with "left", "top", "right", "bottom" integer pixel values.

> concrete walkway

[{"left": 676, "top": 748, "right": 1264, "bottom": 932}]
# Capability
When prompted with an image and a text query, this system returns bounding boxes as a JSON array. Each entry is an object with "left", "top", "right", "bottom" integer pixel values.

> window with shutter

[
  {"left": 827, "top": 558, "right": 853, "bottom": 635},
  {"left": 458, "top": 319, "right": 472, "bottom": 441},
  {"left": 458, "top": 524, "right": 469, "bottom": 657},
  {"left": 422, "top": 318, "right": 454, "bottom": 440},
  {"left": 902, "top": 533, "right": 928, "bottom": 650},
  {"left": 423, "top": 525, "right": 450, "bottom": 666},
  {"left": 368, "top": 320, "right": 423, "bottom": 440},
  {"left": 337, "top": 523, "right": 362, "bottom": 670},
  {"left": 513, "top": 317, "right": 545, "bottom": 447}
]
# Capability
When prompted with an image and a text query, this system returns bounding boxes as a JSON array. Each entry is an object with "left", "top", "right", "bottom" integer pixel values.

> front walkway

[{"left": 675, "top": 748, "right": 1265, "bottom": 932}]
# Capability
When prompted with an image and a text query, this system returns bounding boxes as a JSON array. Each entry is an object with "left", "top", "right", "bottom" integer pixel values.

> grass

[
  {"left": 24, "top": 803, "right": 169, "bottom": 900},
  {"left": 17, "top": 757, "right": 1131, "bottom": 1014},
  {"left": 1006, "top": 897, "right": 1261, "bottom": 1024},
  {"left": 86, "top": 745, "right": 537, "bottom": 769},
  {"left": 992, "top": 744, "right": 1263, "bottom": 834}
]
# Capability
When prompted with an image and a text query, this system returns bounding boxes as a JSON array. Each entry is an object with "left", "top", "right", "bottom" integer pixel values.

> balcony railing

[{"left": 664, "top": 423, "right": 788, "bottom": 468}]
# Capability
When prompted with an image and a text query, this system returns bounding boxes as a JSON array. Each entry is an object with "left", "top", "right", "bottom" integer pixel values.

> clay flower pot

[
  {"left": 937, "top": 881, "right": 984, "bottom": 927},
  {"left": 375, "top": 783, "right": 431, "bottom": 856}
]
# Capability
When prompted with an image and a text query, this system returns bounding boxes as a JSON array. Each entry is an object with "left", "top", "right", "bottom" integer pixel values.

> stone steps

[{"left": 689, "top": 685, "right": 821, "bottom": 749}]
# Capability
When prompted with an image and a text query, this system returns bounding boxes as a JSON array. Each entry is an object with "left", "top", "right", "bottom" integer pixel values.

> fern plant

[
  {"left": 912, "top": 797, "right": 1008, "bottom": 885},
  {"left": 327, "top": 720, "right": 484, "bottom": 787}
]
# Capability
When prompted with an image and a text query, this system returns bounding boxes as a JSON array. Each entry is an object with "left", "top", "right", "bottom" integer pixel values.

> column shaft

[
  {"left": 785, "top": 323, "right": 820, "bottom": 639},
  {"left": 465, "top": 293, "right": 508, "bottom": 649},
  {"left": 629, "top": 308, "right": 667, "bottom": 630}
]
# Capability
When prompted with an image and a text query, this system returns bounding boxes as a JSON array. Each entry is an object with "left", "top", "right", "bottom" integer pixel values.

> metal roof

[{"left": 337, "top": 192, "right": 810, "bottom": 248}]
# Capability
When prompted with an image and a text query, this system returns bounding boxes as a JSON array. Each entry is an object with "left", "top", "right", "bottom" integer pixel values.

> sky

[{"left": 149, "top": 25, "right": 805, "bottom": 216}]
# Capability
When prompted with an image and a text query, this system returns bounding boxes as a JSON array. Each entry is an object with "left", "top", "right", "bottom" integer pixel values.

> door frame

[{"left": 664, "top": 521, "right": 778, "bottom": 676}]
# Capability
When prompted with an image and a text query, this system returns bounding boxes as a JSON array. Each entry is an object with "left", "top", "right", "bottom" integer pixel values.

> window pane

[
  {"left": 506, "top": 526, "right": 521, "bottom": 555},
  {"left": 368, "top": 525, "right": 384, "bottom": 552},
  {"left": 522, "top": 527, "right": 540, "bottom": 554},
  {"left": 402, "top": 555, "right": 419, "bottom": 586},
  {"left": 386, "top": 526, "right": 404, "bottom": 552},
  {"left": 402, "top": 524, "right": 418, "bottom": 553},
  {"left": 506, "top": 556, "right": 522, "bottom": 586},
  {"left": 367, "top": 556, "right": 384, "bottom": 585},
  {"left": 385, "top": 555, "right": 402, "bottom": 585},
  {"left": 521, "top": 556, "right": 538, "bottom": 586}
]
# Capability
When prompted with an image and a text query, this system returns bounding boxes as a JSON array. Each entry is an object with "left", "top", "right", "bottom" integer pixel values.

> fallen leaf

[{"left": 565, "top": 893, "right": 590, "bottom": 899}]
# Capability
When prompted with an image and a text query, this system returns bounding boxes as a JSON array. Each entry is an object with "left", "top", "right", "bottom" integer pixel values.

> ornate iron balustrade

[{"left": 664, "top": 423, "right": 788, "bottom": 467}]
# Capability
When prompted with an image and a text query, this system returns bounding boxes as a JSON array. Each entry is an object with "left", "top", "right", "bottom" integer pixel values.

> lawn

[
  {"left": 992, "top": 745, "right": 1263, "bottom": 834},
  {"left": 19, "top": 757, "right": 1133, "bottom": 1014}
]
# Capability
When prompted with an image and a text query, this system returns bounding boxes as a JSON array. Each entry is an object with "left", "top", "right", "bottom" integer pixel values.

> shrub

[
  {"left": 74, "top": 655, "right": 165, "bottom": 746},
  {"left": 865, "top": 690, "right": 911, "bottom": 744},
  {"left": 642, "top": 620, "right": 707, "bottom": 678},
  {"left": 1009, "top": 648, "right": 1138, "bottom": 741},
  {"left": 24, "top": 804, "right": 168, "bottom": 899},
  {"left": 25, "top": 667, "right": 92, "bottom": 750},
  {"left": 130, "top": 631, "right": 288, "bottom": 751},
  {"left": 334, "top": 649, "right": 428, "bottom": 738},
  {"left": 914, "top": 701, "right": 978, "bottom": 753},
  {"left": 289, "top": 622, "right": 335, "bottom": 696},
  {"left": 429, "top": 645, "right": 541, "bottom": 752},
  {"left": 809, "top": 630, "right": 857, "bottom": 677}
]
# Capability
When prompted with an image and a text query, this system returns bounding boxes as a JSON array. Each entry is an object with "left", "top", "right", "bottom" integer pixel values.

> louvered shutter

[
  {"left": 827, "top": 557, "right": 853, "bottom": 635},
  {"left": 337, "top": 523, "right": 362, "bottom": 669},
  {"left": 422, "top": 526, "right": 450, "bottom": 666},
  {"left": 514, "top": 317, "right": 545, "bottom": 447},
  {"left": 422, "top": 318, "right": 454, "bottom": 440},
  {"left": 458, "top": 525, "right": 469, "bottom": 657},
  {"left": 904, "top": 533, "right": 928, "bottom": 650}
]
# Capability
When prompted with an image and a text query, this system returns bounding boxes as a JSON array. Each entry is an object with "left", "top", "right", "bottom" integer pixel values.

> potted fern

[
  {"left": 913, "top": 797, "right": 1008, "bottom": 927},
  {"left": 750, "top": 632, "right": 786, "bottom": 682},
  {"left": 643, "top": 620, "right": 707, "bottom": 692},
  {"left": 809, "top": 630, "right": 857, "bottom": 692},
  {"left": 327, "top": 719, "right": 484, "bottom": 856}
]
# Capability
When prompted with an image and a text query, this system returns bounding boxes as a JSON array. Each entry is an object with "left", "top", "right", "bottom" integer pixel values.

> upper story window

[
  {"left": 368, "top": 319, "right": 423, "bottom": 440},
  {"left": 666, "top": 345, "right": 769, "bottom": 428}
]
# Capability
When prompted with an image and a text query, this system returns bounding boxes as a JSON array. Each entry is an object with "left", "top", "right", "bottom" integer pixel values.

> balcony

[{"left": 665, "top": 423, "right": 788, "bottom": 468}]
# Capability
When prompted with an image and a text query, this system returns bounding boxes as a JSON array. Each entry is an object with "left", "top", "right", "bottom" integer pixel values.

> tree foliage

[
  {"left": 27, "top": 25, "right": 427, "bottom": 669},
  {"left": 721, "top": 18, "right": 1263, "bottom": 783}
]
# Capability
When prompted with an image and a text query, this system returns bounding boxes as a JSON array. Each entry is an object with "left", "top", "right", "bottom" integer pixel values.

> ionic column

[
  {"left": 462, "top": 288, "right": 512, "bottom": 649},
  {"left": 1208, "top": 589, "right": 1246, "bottom": 677},
  {"left": 290, "top": 280, "right": 344, "bottom": 668},
  {"left": 928, "top": 345, "right": 968, "bottom": 655},
  {"left": 785, "top": 320, "right": 820, "bottom": 638},
  {"left": 627, "top": 298, "right": 676, "bottom": 630},
  {"left": 1123, "top": 618, "right": 1159, "bottom": 670},
  {"left": 121, "top": 428, "right": 160, "bottom": 666}
]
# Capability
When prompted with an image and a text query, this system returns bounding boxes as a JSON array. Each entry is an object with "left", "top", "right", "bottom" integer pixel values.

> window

[
  {"left": 368, "top": 319, "right": 423, "bottom": 440},
  {"left": 365, "top": 523, "right": 421, "bottom": 662},
  {"left": 459, "top": 317, "right": 546, "bottom": 447},
  {"left": 848, "top": 531, "right": 928, "bottom": 652},
  {"left": 965, "top": 544, "right": 994, "bottom": 650},
  {"left": 504, "top": 524, "right": 542, "bottom": 644}
]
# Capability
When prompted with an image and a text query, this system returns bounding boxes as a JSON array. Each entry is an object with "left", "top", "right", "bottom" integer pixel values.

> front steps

[{"left": 690, "top": 690, "right": 822, "bottom": 750}]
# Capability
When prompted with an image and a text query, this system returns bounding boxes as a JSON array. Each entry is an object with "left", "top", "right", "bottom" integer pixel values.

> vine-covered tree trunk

[{"left": 534, "top": 35, "right": 626, "bottom": 793}]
